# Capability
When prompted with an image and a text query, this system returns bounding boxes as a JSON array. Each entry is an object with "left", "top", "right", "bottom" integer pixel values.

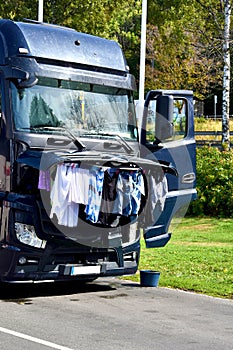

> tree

[
  {"left": 1, "top": 0, "right": 230, "bottom": 113},
  {"left": 145, "top": 23, "right": 221, "bottom": 99},
  {"left": 222, "top": 0, "right": 231, "bottom": 150},
  {"left": 0, "top": 0, "right": 37, "bottom": 20},
  {"left": 145, "top": 2, "right": 223, "bottom": 99},
  {"left": 192, "top": 0, "right": 232, "bottom": 149}
]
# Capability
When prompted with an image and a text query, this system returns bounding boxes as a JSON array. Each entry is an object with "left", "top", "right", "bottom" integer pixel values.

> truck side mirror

[{"left": 155, "top": 95, "right": 174, "bottom": 142}]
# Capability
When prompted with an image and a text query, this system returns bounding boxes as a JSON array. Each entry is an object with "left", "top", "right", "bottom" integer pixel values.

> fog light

[
  {"left": 15, "top": 223, "right": 46, "bottom": 249},
  {"left": 18, "top": 256, "right": 27, "bottom": 265}
]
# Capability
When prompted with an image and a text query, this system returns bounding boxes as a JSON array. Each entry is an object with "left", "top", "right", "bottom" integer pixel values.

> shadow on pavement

[{"left": 0, "top": 279, "right": 117, "bottom": 301}]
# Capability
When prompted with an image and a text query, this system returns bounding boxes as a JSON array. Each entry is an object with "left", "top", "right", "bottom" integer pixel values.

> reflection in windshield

[{"left": 11, "top": 77, "right": 138, "bottom": 141}]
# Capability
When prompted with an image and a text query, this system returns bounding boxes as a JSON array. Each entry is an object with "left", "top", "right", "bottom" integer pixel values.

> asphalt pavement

[{"left": 0, "top": 278, "right": 232, "bottom": 350}]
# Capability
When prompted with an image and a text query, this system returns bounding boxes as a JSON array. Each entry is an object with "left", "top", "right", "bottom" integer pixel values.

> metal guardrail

[
  {"left": 196, "top": 115, "right": 233, "bottom": 119},
  {"left": 195, "top": 131, "right": 233, "bottom": 147}
]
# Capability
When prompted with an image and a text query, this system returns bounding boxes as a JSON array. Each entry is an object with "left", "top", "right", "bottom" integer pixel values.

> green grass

[{"left": 124, "top": 217, "right": 233, "bottom": 299}]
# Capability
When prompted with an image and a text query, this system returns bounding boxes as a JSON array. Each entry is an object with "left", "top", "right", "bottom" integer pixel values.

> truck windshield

[{"left": 11, "top": 77, "right": 138, "bottom": 141}]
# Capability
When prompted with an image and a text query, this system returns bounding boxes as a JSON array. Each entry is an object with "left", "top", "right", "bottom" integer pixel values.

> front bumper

[{"left": 0, "top": 240, "right": 140, "bottom": 283}]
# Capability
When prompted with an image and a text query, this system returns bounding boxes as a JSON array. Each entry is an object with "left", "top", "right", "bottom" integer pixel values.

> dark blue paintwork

[{"left": 0, "top": 19, "right": 128, "bottom": 72}]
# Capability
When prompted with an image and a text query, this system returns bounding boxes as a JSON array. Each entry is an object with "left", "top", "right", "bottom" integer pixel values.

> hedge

[{"left": 187, "top": 146, "right": 233, "bottom": 217}]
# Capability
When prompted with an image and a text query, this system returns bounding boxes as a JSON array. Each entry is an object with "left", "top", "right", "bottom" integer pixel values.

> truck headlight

[{"left": 15, "top": 223, "right": 46, "bottom": 249}]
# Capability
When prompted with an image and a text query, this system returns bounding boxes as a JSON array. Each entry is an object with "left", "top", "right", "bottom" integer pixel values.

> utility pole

[
  {"left": 137, "top": 0, "right": 147, "bottom": 130},
  {"left": 38, "top": 0, "right": 44, "bottom": 22}
]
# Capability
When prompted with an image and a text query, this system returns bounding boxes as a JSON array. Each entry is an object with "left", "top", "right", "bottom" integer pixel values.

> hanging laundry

[
  {"left": 98, "top": 169, "right": 119, "bottom": 226},
  {"left": 48, "top": 163, "right": 146, "bottom": 228},
  {"left": 147, "top": 173, "right": 168, "bottom": 223},
  {"left": 112, "top": 172, "right": 132, "bottom": 216},
  {"left": 38, "top": 169, "right": 51, "bottom": 191},
  {"left": 69, "top": 167, "right": 91, "bottom": 205},
  {"left": 112, "top": 171, "right": 145, "bottom": 217},
  {"left": 131, "top": 171, "right": 145, "bottom": 215},
  {"left": 50, "top": 164, "right": 79, "bottom": 227},
  {"left": 85, "top": 167, "right": 105, "bottom": 223}
]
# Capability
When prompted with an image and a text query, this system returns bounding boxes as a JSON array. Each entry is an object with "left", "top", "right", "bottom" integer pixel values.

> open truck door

[{"left": 141, "top": 90, "right": 197, "bottom": 248}]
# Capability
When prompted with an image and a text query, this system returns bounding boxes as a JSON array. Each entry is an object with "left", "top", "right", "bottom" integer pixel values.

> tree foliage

[
  {"left": 145, "top": 24, "right": 222, "bottom": 99},
  {"left": 146, "top": 0, "right": 225, "bottom": 99},
  {"left": 0, "top": 0, "right": 142, "bottom": 81},
  {"left": 0, "top": 0, "right": 231, "bottom": 102},
  {"left": 0, "top": 0, "right": 37, "bottom": 20}
]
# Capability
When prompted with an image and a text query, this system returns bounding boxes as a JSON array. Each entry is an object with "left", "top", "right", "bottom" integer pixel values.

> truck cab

[{"left": 0, "top": 19, "right": 196, "bottom": 283}]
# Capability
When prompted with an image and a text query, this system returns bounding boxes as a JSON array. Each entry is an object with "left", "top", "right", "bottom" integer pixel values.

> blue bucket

[{"left": 140, "top": 270, "right": 160, "bottom": 287}]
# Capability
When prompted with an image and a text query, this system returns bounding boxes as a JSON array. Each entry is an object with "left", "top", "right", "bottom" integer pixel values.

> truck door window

[
  {"left": 10, "top": 78, "right": 138, "bottom": 142},
  {"left": 146, "top": 98, "right": 187, "bottom": 144}
]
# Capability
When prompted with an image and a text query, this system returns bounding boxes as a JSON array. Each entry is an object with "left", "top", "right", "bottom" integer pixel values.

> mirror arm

[{"left": 3, "top": 67, "right": 38, "bottom": 88}]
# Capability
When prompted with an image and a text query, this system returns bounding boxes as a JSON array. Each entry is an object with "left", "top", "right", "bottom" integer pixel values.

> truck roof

[{"left": 0, "top": 19, "right": 128, "bottom": 73}]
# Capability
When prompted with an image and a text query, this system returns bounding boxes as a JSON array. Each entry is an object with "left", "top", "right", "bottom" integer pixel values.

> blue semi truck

[{"left": 0, "top": 19, "right": 196, "bottom": 283}]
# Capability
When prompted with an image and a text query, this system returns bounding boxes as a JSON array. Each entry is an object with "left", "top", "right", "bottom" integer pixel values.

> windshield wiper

[
  {"left": 82, "top": 132, "right": 134, "bottom": 154},
  {"left": 28, "top": 126, "right": 86, "bottom": 150}
]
